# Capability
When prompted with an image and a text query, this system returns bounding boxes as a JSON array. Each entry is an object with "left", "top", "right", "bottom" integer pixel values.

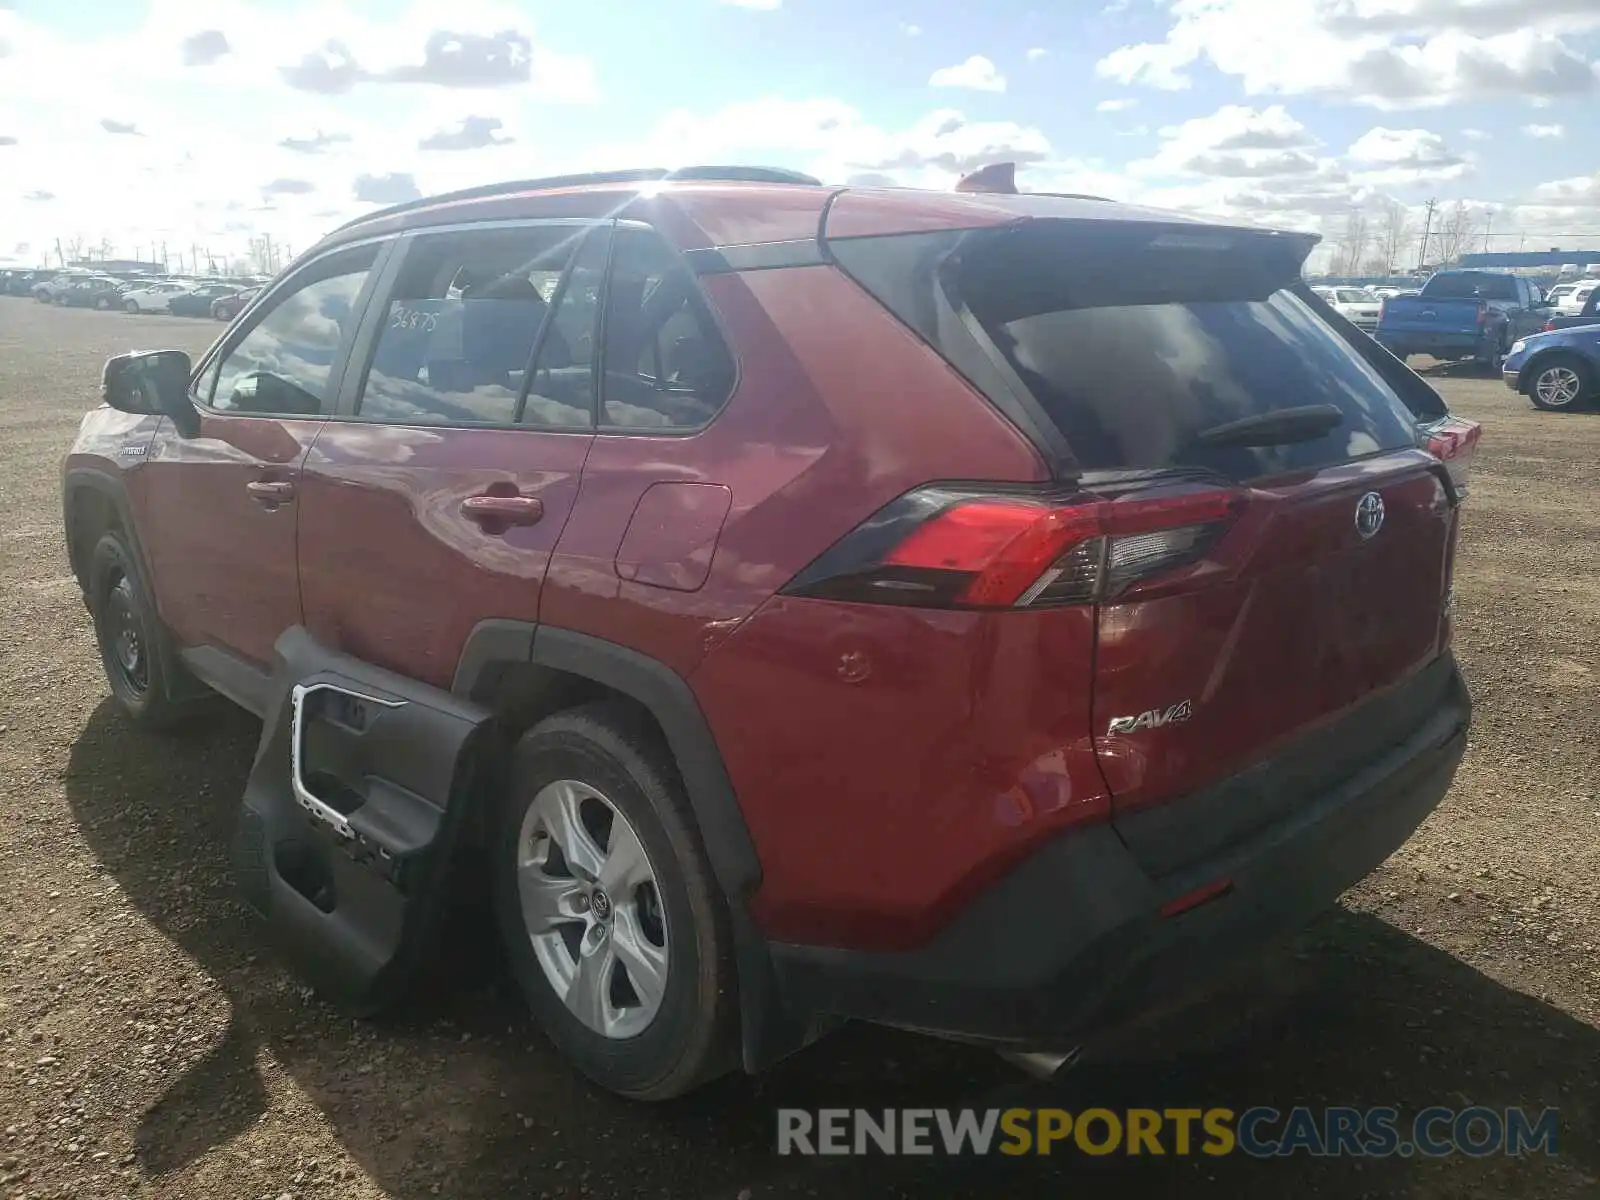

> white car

[
  {"left": 121, "top": 281, "right": 192, "bottom": 313},
  {"left": 1550, "top": 281, "right": 1598, "bottom": 316},
  {"left": 1314, "top": 286, "right": 1383, "bottom": 331}
]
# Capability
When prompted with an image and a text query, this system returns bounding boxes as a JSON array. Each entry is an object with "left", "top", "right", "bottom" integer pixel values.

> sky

[{"left": 0, "top": 0, "right": 1598, "bottom": 273}]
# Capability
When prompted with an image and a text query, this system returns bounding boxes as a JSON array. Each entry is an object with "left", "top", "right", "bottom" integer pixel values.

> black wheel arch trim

[
  {"left": 453, "top": 619, "right": 813, "bottom": 1072},
  {"left": 62, "top": 468, "right": 151, "bottom": 595},
  {"left": 63, "top": 466, "right": 210, "bottom": 705}
]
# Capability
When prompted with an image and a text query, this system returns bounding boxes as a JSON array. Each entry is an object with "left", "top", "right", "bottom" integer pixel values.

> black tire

[
  {"left": 492, "top": 703, "right": 738, "bottom": 1100},
  {"left": 125, "top": 300, "right": 140, "bottom": 314},
  {"left": 1527, "top": 354, "right": 1593, "bottom": 411},
  {"left": 87, "top": 532, "right": 193, "bottom": 728}
]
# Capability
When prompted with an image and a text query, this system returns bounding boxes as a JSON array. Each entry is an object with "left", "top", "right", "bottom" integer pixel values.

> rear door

[
  {"left": 948, "top": 221, "right": 1457, "bottom": 825},
  {"left": 295, "top": 220, "right": 608, "bottom": 689}
]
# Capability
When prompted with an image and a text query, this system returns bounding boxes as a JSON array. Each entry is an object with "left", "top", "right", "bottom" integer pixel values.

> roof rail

[{"left": 331, "top": 165, "right": 824, "bottom": 234}]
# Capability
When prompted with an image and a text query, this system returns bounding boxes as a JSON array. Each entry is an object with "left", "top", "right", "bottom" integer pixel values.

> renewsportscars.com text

[{"left": 777, "top": 1106, "right": 1558, "bottom": 1158}]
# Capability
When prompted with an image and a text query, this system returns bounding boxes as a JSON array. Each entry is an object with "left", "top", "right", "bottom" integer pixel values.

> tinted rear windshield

[
  {"left": 951, "top": 222, "right": 1419, "bottom": 479},
  {"left": 1422, "top": 273, "right": 1517, "bottom": 300}
]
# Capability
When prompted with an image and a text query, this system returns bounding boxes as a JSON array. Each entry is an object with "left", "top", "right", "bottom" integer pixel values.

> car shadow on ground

[{"left": 66, "top": 698, "right": 1598, "bottom": 1199}]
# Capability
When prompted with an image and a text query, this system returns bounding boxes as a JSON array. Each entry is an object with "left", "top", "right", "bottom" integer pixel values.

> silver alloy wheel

[
  {"left": 517, "top": 779, "right": 669, "bottom": 1039},
  {"left": 1535, "top": 365, "right": 1582, "bottom": 407}
]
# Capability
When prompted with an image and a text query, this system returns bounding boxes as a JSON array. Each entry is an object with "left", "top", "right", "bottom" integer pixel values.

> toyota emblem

[{"left": 1354, "top": 491, "right": 1385, "bottom": 540}]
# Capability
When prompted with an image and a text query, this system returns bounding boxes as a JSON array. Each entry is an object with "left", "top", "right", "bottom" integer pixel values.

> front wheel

[
  {"left": 493, "top": 704, "right": 738, "bottom": 1100},
  {"left": 1528, "top": 355, "right": 1593, "bottom": 411},
  {"left": 125, "top": 299, "right": 140, "bottom": 314},
  {"left": 87, "top": 533, "right": 194, "bottom": 728}
]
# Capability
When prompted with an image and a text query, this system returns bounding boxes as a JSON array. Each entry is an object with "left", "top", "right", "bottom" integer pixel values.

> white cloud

[
  {"left": 1461, "top": 127, "right": 1491, "bottom": 140},
  {"left": 1133, "top": 105, "right": 1338, "bottom": 189},
  {"left": 929, "top": 55, "right": 1006, "bottom": 92},
  {"left": 1096, "top": 98, "right": 1138, "bottom": 112},
  {"left": 1523, "top": 122, "right": 1566, "bottom": 138},
  {"left": 1162, "top": 104, "right": 1314, "bottom": 152},
  {"left": 1347, "top": 125, "right": 1472, "bottom": 184},
  {"left": 1096, "top": 0, "right": 1600, "bottom": 107},
  {"left": 901, "top": 22, "right": 922, "bottom": 36},
  {"left": 1026, "top": 47, "right": 1048, "bottom": 61},
  {"left": 720, "top": 0, "right": 781, "bottom": 8},
  {"left": 1533, "top": 173, "right": 1600, "bottom": 207}
]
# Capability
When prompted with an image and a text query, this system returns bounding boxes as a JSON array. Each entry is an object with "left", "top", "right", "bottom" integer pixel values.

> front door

[
  {"left": 296, "top": 222, "right": 609, "bottom": 690},
  {"left": 138, "top": 244, "right": 383, "bottom": 667}
]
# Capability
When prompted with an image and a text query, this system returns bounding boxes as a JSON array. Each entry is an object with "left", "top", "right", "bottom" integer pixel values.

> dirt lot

[{"left": 1, "top": 294, "right": 1597, "bottom": 1199}]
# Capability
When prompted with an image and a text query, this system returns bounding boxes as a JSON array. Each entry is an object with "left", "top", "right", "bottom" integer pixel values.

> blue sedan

[{"left": 1503, "top": 325, "right": 1600, "bottom": 411}]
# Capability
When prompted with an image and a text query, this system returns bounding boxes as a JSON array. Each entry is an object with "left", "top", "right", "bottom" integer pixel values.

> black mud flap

[{"left": 233, "top": 626, "right": 493, "bottom": 1012}]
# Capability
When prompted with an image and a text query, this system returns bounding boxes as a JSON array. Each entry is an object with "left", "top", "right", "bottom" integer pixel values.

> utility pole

[
  {"left": 1417, "top": 199, "right": 1437, "bottom": 270},
  {"left": 1482, "top": 210, "right": 1493, "bottom": 253}
]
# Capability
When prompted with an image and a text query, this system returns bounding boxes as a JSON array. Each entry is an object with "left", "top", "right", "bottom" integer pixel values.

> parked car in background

[
  {"left": 63, "top": 166, "right": 1479, "bottom": 1101},
  {"left": 210, "top": 286, "right": 260, "bottom": 320},
  {"left": 166, "top": 282, "right": 245, "bottom": 316},
  {"left": 1314, "top": 285, "right": 1383, "bottom": 331},
  {"left": 0, "top": 269, "right": 49, "bottom": 296},
  {"left": 56, "top": 276, "right": 127, "bottom": 309},
  {"left": 1549, "top": 280, "right": 1598, "bottom": 317},
  {"left": 1374, "top": 270, "right": 1548, "bottom": 368},
  {"left": 32, "top": 272, "right": 87, "bottom": 302},
  {"left": 1541, "top": 287, "right": 1600, "bottom": 333},
  {"left": 122, "top": 281, "right": 192, "bottom": 313},
  {"left": 1504, "top": 326, "right": 1600, "bottom": 410}
]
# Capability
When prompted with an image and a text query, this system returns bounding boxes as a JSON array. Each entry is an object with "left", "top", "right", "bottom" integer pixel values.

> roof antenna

[{"left": 954, "top": 162, "right": 1018, "bottom": 195}]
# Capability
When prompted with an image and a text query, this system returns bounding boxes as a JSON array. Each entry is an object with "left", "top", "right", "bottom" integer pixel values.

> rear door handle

[
  {"left": 460, "top": 494, "right": 544, "bottom": 527},
  {"left": 247, "top": 480, "right": 295, "bottom": 507}
]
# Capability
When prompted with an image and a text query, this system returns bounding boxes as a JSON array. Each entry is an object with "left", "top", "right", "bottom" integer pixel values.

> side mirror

[{"left": 102, "top": 350, "right": 199, "bottom": 436}]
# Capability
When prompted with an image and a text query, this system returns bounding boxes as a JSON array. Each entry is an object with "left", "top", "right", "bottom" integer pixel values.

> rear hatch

[{"left": 828, "top": 209, "right": 1464, "bottom": 871}]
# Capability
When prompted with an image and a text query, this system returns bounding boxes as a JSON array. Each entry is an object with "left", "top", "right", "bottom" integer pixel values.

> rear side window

[
  {"left": 600, "top": 227, "right": 734, "bottom": 431},
  {"left": 355, "top": 224, "right": 604, "bottom": 428}
]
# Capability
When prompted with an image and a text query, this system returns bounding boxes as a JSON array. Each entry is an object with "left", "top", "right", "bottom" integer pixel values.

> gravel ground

[{"left": 1, "top": 295, "right": 1597, "bottom": 1199}]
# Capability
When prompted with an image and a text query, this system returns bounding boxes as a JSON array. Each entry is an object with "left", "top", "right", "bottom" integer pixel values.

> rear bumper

[
  {"left": 1375, "top": 331, "right": 1487, "bottom": 359},
  {"left": 770, "top": 659, "right": 1470, "bottom": 1046}
]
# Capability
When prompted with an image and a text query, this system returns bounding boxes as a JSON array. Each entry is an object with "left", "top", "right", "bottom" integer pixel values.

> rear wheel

[
  {"left": 95, "top": 296, "right": 111, "bottom": 310},
  {"left": 1528, "top": 355, "right": 1592, "bottom": 411},
  {"left": 125, "top": 299, "right": 140, "bottom": 314},
  {"left": 492, "top": 703, "right": 738, "bottom": 1100}
]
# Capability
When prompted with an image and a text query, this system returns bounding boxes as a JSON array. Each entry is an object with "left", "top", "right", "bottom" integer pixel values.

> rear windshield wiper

[{"left": 1194, "top": 404, "right": 1344, "bottom": 448}]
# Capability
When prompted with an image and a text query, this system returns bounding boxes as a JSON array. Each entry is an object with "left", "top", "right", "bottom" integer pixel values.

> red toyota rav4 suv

[{"left": 63, "top": 166, "right": 1478, "bottom": 1100}]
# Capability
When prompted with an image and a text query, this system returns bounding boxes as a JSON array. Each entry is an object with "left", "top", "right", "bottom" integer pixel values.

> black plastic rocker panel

[{"left": 234, "top": 626, "right": 492, "bottom": 1012}]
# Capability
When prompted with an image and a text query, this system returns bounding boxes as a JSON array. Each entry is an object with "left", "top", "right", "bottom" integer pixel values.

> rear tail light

[
  {"left": 1422, "top": 416, "right": 1482, "bottom": 497},
  {"left": 1476, "top": 305, "right": 1490, "bottom": 328},
  {"left": 784, "top": 485, "right": 1241, "bottom": 609},
  {"left": 1544, "top": 320, "right": 1557, "bottom": 332}
]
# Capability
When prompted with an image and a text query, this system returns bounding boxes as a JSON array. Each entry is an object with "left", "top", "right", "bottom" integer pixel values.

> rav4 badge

[{"left": 1106, "top": 700, "right": 1194, "bottom": 736}]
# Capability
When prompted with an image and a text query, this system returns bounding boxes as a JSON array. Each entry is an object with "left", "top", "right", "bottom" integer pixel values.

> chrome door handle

[
  {"left": 460, "top": 494, "right": 544, "bottom": 527},
  {"left": 246, "top": 480, "right": 295, "bottom": 507}
]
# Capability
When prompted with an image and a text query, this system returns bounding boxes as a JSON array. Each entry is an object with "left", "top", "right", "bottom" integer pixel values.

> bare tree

[
  {"left": 1341, "top": 211, "right": 1371, "bottom": 275},
  {"left": 1434, "top": 201, "right": 1480, "bottom": 265},
  {"left": 1376, "top": 202, "right": 1411, "bottom": 274}
]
